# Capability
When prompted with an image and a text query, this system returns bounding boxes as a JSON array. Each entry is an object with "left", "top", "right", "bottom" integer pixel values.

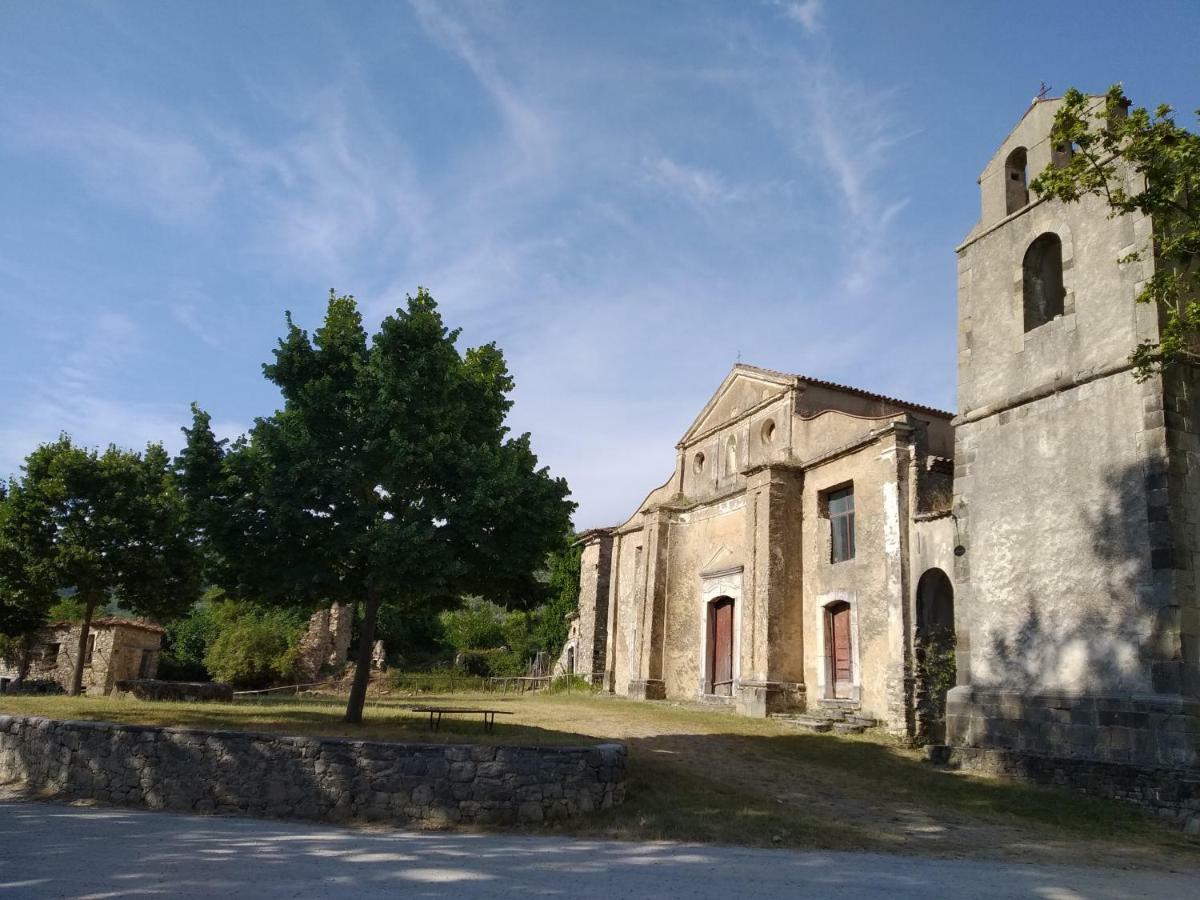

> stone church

[
  {"left": 574, "top": 93, "right": 1199, "bottom": 810},
  {"left": 574, "top": 365, "right": 958, "bottom": 733}
]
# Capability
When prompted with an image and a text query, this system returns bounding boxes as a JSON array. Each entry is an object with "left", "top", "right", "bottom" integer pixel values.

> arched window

[
  {"left": 1023, "top": 233, "right": 1065, "bottom": 332},
  {"left": 725, "top": 436, "right": 738, "bottom": 477},
  {"left": 1004, "top": 146, "right": 1029, "bottom": 214}
]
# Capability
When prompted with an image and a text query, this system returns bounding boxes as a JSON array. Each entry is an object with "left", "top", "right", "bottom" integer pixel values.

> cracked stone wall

[{"left": 0, "top": 715, "right": 627, "bottom": 826}]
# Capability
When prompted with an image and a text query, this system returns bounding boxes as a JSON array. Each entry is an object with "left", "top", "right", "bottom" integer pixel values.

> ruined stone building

[
  {"left": 575, "top": 93, "right": 1200, "bottom": 802},
  {"left": 0, "top": 618, "right": 164, "bottom": 695},
  {"left": 296, "top": 603, "right": 354, "bottom": 681}
]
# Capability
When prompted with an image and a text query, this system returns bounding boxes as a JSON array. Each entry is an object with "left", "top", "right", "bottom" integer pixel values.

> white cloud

[
  {"left": 7, "top": 113, "right": 222, "bottom": 224},
  {"left": 641, "top": 155, "right": 742, "bottom": 206},
  {"left": 782, "top": 0, "right": 823, "bottom": 34}
]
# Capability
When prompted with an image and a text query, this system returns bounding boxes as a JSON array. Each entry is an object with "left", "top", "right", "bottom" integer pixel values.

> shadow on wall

[{"left": 981, "top": 460, "right": 1167, "bottom": 695}]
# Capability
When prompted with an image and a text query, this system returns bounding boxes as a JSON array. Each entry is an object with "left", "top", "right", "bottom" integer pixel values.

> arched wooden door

[
  {"left": 709, "top": 597, "right": 734, "bottom": 696},
  {"left": 825, "top": 601, "right": 852, "bottom": 699}
]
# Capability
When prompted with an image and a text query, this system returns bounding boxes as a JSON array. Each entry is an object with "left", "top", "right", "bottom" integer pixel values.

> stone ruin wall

[
  {"left": 296, "top": 603, "right": 354, "bottom": 682},
  {"left": 0, "top": 715, "right": 627, "bottom": 827}
]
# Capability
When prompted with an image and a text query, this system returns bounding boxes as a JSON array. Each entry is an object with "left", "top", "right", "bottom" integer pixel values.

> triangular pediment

[{"left": 679, "top": 365, "right": 796, "bottom": 447}]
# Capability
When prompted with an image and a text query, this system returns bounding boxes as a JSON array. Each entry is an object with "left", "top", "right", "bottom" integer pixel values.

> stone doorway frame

[
  {"left": 814, "top": 590, "right": 861, "bottom": 704},
  {"left": 698, "top": 566, "right": 743, "bottom": 698}
]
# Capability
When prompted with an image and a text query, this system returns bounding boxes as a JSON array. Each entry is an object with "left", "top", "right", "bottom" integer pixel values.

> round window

[
  {"left": 693, "top": 452, "right": 706, "bottom": 474},
  {"left": 761, "top": 419, "right": 776, "bottom": 444}
]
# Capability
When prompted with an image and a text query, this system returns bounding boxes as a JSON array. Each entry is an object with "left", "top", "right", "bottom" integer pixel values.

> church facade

[
  {"left": 575, "top": 92, "right": 1200, "bottom": 796},
  {"left": 575, "top": 365, "right": 958, "bottom": 735}
]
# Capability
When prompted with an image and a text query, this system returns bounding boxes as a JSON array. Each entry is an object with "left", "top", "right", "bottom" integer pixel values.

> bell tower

[{"left": 946, "top": 95, "right": 1200, "bottom": 784}]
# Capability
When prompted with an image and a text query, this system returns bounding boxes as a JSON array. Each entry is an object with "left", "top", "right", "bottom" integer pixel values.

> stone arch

[
  {"left": 1004, "top": 146, "right": 1029, "bottom": 214},
  {"left": 914, "top": 568, "right": 956, "bottom": 741},
  {"left": 1023, "top": 232, "right": 1065, "bottom": 331}
]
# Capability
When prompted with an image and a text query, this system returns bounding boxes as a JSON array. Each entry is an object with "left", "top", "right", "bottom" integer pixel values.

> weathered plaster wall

[
  {"left": 956, "top": 377, "right": 1157, "bottom": 695},
  {"left": 575, "top": 533, "right": 613, "bottom": 680},
  {"left": 660, "top": 494, "right": 749, "bottom": 700},
  {"left": 948, "top": 97, "right": 1200, "bottom": 775},
  {"left": 0, "top": 715, "right": 627, "bottom": 826},
  {"left": 801, "top": 434, "right": 909, "bottom": 730}
]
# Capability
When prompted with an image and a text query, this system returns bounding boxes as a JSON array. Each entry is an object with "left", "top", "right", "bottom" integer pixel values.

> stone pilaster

[
  {"left": 628, "top": 509, "right": 670, "bottom": 700},
  {"left": 736, "top": 463, "right": 805, "bottom": 717}
]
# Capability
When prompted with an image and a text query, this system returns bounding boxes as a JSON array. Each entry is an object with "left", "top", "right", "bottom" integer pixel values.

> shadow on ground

[{"left": 1, "top": 800, "right": 1196, "bottom": 900}]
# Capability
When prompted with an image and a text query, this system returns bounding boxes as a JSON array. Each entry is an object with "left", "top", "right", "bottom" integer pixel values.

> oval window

[{"left": 761, "top": 419, "right": 776, "bottom": 444}]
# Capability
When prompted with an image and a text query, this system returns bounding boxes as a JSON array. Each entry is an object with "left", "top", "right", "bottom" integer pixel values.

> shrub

[
  {"left": 455, "top": 647, "right": 526, "bottom": 678},
  {"left": 200, "top": 603, "right": 306, "bottom": 689},
  {"left": 439, "top": 597, "right": 507, "bottom": 652},
  {"left": 159, "top": 600, "right": 221, "bottom": 681}
]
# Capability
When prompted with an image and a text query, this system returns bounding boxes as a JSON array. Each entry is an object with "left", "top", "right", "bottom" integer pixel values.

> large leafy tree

[
  {"left": 1030, "top": 85, "right": 1200, "bottom": 376},
  {"left": 181, "top": 289, "right": 575, "bottom": 722},
  {"left": 0, "top": 438, "right": 200, "bottom": 694}
]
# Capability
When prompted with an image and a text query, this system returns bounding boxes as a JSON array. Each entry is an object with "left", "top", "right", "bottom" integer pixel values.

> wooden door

[
  {"left": 711, "top": 598, "right": 734, "bottom": 696},
  {"left": 826, "top": 603, "right": 852, "bottom": 699}
]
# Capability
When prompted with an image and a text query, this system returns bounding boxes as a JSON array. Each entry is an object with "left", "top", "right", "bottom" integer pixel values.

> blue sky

[{"left": 1, "top": 1, "right": 1197, "bottom": 529}]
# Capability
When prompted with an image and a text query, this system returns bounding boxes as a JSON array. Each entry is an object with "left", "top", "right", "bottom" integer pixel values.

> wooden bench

[{"left": 410, "top": 706, "right": 514, "bottom": 733}]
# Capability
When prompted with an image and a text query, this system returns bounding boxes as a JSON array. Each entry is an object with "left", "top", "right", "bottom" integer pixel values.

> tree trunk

[
  {"left": 68, "top": 598, "right": 96, "bottom": 697},
  {"left": 344, "top": 589, "right": 381, "bottom": 724}
]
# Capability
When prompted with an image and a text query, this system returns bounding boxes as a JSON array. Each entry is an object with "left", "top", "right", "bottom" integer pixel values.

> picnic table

[{"left": 411, "top": 706, "right": 514, "bottom": 733}]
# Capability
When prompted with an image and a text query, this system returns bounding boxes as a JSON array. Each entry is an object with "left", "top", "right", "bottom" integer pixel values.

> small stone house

[{"left": 8, "top": 618, "right": 165, "bottom": 695}]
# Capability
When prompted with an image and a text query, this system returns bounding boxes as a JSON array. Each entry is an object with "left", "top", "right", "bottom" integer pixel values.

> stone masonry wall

[
  {"left": 0, "top": 715, "right": 627, "bottom": 826},
  {"left": 928, "top": 744, "right": 1200, "bottom": 831}
]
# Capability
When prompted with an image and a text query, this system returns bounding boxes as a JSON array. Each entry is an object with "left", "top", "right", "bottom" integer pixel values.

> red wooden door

[
  {"left": 827, "top": 603, "right": 852, "bottom": 698},
  {"left": 711, "top": 598, "right": 734, "bottom": 696}
]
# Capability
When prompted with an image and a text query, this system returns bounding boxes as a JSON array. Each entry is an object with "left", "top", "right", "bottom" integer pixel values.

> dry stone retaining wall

[{"left": 0, "top": 715, "right": 627, "bottom": 826}]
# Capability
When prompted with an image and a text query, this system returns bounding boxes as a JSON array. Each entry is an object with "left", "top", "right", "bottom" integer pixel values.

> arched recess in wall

[
  {"left": 1023, "top": 232, "right": 1065, "bottom": 331},
  {"left": 725, "top": 436, "right": 738, "bottom": 477},
  {"left": 914, "top": 568, "right": 955, "bottom": 741},
  {"left": 1004, "top": 146, "right": 1029, "bottom": 214}
]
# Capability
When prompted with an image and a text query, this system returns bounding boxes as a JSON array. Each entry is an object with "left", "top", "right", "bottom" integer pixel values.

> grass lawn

[{"left": 2, "top": 690, "right": 1197, "bottom": 869}]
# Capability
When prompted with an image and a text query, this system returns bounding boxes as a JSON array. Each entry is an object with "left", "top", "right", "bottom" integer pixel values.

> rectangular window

[
  {"left": 827, "top": 486, "right": 855, "bottom": 563},
  {"left": 84, "top": 633, "right": 96, "bottom": 666}
]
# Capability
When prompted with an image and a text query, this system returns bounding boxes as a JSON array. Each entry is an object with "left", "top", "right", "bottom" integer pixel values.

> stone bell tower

[{"left": 946, "top": 95, "right": 1199, "bottom": 801}]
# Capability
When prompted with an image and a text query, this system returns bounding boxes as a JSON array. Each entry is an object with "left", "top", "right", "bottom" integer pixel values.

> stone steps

[
  {"left": 769, "top": 714, "right": 833, "bottom": 733},
  {"left": 770, "top": 708, "right": 878, "bottom": 736}
]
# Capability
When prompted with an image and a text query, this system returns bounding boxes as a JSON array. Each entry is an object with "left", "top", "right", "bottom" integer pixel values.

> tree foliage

[
  {"left": 1030, "top": 85, "right": 1200, "bottom": 377},
  {"left": 179, "top": 290, "right": 575, "bottom": 722},
  {"left": 533, "top": 537, "right": 582, "bottom": 660},
  {"left": 0, "top": 437, "right": 200, "bottom": 694},
  {"left": 201, "top": 600, "right": 306, "bottom": 688}
]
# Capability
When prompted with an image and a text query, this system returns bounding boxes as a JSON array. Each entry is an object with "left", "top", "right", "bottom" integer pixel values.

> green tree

[
  {"left": 439, "top": 597, "right": 507, "bottom": 652},
  {"left": 1030, "top": 85, "right": 1200, "bottom": 376},
  {"left": 202, "top": 601, "right": 306, "bottom": 688},
  {"left": 180, "top": 290, "right": 574, "bottom": 722},
  {"left": 533, "top": 537, "right": 581, "bottom": 660},
  {"left": 0, "top": 437, "right": 200, "bottom": 694}
]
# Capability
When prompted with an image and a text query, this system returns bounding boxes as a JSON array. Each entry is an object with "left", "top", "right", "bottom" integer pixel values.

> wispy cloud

[
  {"left": 774, "top": 0, "right": 823, "bottom": 34},
  {"left": 6, "top": 112, "right": 222, "bottom": 224},
  {"left": 408, "top": 0, "right": 556, "bottom": 169},
  {"left": 642, "top": 154, "right": 742, "bottom": 206}
]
